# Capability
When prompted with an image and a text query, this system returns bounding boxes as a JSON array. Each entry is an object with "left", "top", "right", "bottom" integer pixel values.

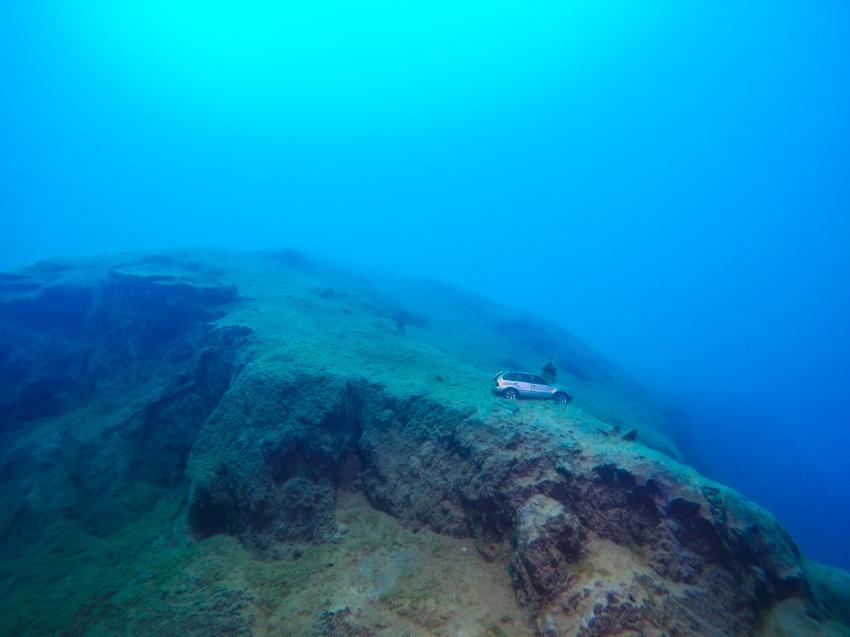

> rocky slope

[{"left": 0, "top": 249, "right": 847, "bottom": 636}]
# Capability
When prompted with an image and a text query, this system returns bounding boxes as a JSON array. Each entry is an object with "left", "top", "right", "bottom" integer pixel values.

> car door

[
  {"left": 501, "top": 372, "right": 522, "bottom": 393},
  {"left": 531, "top": 375, "right": 553, "bottom": 397},
  {"left": 516, "top": 373, "right": 535, "bottom": 396}
]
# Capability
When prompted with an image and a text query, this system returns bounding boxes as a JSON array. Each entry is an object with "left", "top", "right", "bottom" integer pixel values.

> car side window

[
  {"left": 503, "top": 373, "right": 517, "bottom": 381},
  {"left": 532, "top": 376, "right": 549, "bottom": 385},
  {"left": 519, "top": 374, "right": 533, "bottom": 383}
]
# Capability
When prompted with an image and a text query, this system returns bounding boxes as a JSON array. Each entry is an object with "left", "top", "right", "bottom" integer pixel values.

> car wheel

[
  {"left": 503, "top": 388, "right": 519, "bottom": 400},
  {"left": 554, "top": 392, "right": 570, "bottom": 404}
]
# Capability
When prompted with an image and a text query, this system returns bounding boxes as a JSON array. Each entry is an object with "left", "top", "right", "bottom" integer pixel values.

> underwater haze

[{"left": 2, "top": 0, "right": 849, "bottom": 580}]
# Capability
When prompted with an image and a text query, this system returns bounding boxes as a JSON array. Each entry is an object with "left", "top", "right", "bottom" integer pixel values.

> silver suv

[{"left": 492, "top": 371, "right": 572, "bottom": 403}]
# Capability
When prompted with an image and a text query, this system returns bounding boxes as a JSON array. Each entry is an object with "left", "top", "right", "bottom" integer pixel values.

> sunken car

[{"left": 492, "top": 370, "right": 572, "bottom": 403}]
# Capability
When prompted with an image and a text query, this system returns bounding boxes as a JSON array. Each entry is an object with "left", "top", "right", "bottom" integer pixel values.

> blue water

[{"left": 1, "top": 2, "right": 849, "bottom": 569}]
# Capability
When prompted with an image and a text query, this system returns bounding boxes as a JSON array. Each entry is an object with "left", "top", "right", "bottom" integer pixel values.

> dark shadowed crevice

[
  {"left": 0, "top": 272, "right": 251, "bottom": 540},
  {"left": 188, "top": 479, "right": 237, "bottom": 538},
  {"left": 126, "top": 325, "right": 253, "bottom": 487},
  {"left": 0, "top": 272, "right": 242, "bottom": 433},
  {"left": 186, "top": 379, "right": 369, "bottom": 544},
  {"left": 666, "top": 497, "right": 729, "bottom": 564}
]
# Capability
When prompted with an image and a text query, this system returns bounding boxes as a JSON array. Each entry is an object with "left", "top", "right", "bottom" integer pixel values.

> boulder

[{"left": 510, "top": 494, "right": 585, "bottom": 607}]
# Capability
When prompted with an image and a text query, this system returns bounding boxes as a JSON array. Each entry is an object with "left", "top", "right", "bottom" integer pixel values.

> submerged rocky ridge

[{"left": 0, "top": 250, "right": 847, "bottom": 636}]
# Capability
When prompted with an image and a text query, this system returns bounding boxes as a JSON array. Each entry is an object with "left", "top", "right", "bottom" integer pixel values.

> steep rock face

[
  {"left": 0, "top": 265, "right": 251, "bottom": 537},
  {"left": 0, "top": 268, "right": 239, "bottom": 431},
  {"left": 353, "top": 392, "right": 808, "bottom": 635},
  {"left": 186, "top": 362, "right": 364, "bottom": 544},
  {"left": 510, "top": 495, "right": 585, "bottom": 608},
  {"left": 185, "top": 367, "right": 814, "bottom": 635}
]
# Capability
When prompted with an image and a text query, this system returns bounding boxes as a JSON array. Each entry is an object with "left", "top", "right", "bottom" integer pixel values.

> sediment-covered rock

[
  {"left": 184, "top": 364, "right": 817, "bottom": 635},
  {"left": 0, "top": 264, "right": 250, "bottom": 539},
  {"left": 186, "top": 363, "right": 364, "bottom": 545},
  {"left": 510, "top": 494, "right": 585, "bottom": 608},
  {"left": 0, "top": 250, "right": 845, "bottom": 637}
]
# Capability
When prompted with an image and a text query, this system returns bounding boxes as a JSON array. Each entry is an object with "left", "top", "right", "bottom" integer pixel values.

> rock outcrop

[
  {"left": 186, "top": 366, "right": 362, "bottom": 544},
  {"left": 510, "top": 494, "right": 585, "bottom": 608},
  {"left": 0, "top": 250, "right": 846, "bottom": 637},
  {"left": 183, "top": 363, "right": 815, "bottom": 635}
]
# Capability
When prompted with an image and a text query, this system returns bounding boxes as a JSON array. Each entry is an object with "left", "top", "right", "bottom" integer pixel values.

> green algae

[
  {"left": 0, "top": 488, "right": 532, "bottom": 636},
  {"left": 1, "top": 490, "right": 192, "bottom": 636},
  {"left": 3, "top": 250, "right": 841, "bottom": 636},
  {"left": 484, "top": 624, "right": 512, "bottom": 637}
]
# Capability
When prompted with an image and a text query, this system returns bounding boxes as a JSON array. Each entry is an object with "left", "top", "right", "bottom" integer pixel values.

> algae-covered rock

[
  {"left": 510, "top": 494, "right": 585, "bottom": 607},
  {"left": 186, "top": 361, "right": 364, "bottom": 545},
  {"left": 805, "top": 559, "right": 850, "bottom": 626},
  {"left": 0, "top": 249, "right": 846, "bottom": 637}
]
